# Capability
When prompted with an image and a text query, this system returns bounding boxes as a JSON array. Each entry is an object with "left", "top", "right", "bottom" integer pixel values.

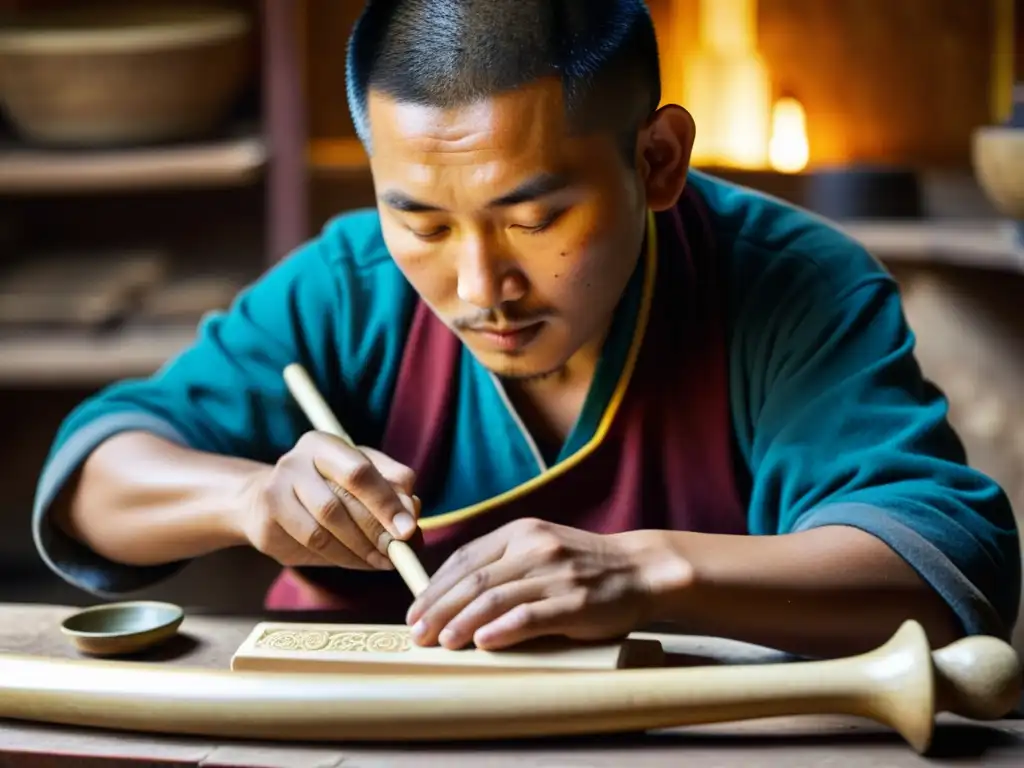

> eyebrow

[{"left": 379, "top": 172, "right": 572, "bottom": 214}]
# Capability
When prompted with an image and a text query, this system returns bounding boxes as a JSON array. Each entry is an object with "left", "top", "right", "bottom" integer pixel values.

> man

[{"left": 32, "top": 0, "right": 1019, "bottom": 660}]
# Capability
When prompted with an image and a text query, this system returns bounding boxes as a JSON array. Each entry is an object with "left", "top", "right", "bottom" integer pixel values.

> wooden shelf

[
  {"left": 0, "top": 219, "right": 1017, "bottom": 387},
  {"left": 0, "top": 135, "right": 267, "bottom": 194},
  {"left": 841, "top": 220, "right": 1024, "bottom": 273},
  {"left": 0, "top": 326, "right": 197, "bottom": 386},
  {"left": 307, "top": 137, "right": 369, "bottom": 172}
]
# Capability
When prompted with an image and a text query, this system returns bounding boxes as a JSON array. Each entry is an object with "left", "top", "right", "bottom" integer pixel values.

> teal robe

[{"left": 31, "top": 170, "right": 1021, "bottom": 640}]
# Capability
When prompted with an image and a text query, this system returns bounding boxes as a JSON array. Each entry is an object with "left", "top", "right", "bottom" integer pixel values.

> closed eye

[
  {"left": 513, "top": 209, "right": 565, "bottom": 234},
  {"left": 408, "top": 225, "right": 450, "bottom": 240}
]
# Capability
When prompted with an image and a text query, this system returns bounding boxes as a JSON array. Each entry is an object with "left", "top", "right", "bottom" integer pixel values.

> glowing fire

[
  {"left": 684, "top": 0, "right": 812, "bottom": 172},
  {"left": 685, "top": 0, "right": 770, "bottom": 169},
  {"left": 768, "top": 97, "right": 810, "bottom": 173}
]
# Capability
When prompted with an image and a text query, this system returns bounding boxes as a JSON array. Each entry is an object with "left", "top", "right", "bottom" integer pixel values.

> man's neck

[{"left": 500, "top": 324, "right": 610, "bottom": 465}]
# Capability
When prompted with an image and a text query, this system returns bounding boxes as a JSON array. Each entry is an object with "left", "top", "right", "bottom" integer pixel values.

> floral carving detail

[{"left": 255, "top": 628, "right": 413, "bottom": 653}]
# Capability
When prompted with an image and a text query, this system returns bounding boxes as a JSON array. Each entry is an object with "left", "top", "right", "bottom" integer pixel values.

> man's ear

[{"left": 638, "top": 105, "right": 695, "bottom": 211}]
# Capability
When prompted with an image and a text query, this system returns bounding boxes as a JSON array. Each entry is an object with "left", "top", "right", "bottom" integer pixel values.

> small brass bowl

[{"left": 60, "top": 600, "right": 184, "bottom": 656}]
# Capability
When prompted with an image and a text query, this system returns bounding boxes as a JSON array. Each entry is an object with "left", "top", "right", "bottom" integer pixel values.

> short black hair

[{"left": 345, "top": 0, "right": 662, "bottom": 159}]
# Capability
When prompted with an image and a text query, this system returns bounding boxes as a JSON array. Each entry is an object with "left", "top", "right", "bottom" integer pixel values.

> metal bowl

[{"left": 60, "top": 600, "right": 184, "bottom": 656}]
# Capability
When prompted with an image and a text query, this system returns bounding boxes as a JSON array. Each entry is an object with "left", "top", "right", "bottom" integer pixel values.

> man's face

[{"left": 365, "top": 79, "right": 650, "bottom": 380}]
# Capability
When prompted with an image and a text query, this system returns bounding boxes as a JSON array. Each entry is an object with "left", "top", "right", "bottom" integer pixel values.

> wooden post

[
  {"left": 261, "top": 0, "right": 309, "bottom": 264},
  {"left": 1015, "top": 0, "right": 1023, "bottom": 82}
]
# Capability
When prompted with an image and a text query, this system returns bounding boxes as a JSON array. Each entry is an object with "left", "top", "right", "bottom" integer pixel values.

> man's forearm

[
  {"left": 630, "top": 525, "right": 963, "bottom": 659},
  {"left": 52, "top": 431, "right": 259, "bottom": 567}
]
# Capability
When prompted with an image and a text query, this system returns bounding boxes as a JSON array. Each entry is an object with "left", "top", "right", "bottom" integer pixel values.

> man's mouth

[{"left": 466, "top": 321, "right": 545, "bottom": 352}]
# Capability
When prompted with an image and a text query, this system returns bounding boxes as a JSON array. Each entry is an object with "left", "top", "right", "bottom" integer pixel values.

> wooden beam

[
  {"left": 1016, "top": 0, "right": 1023, "bottom": 82},
  {"left": 261, "top": 0, "right": 309, "bottom": 264},
  {"left": 994, "top": 0, "right": 1017, "bottom": 121}
]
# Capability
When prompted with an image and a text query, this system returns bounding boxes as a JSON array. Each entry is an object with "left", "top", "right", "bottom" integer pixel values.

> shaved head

[{"left": 346, "top": 0, "right": 662, "bottom": 158}]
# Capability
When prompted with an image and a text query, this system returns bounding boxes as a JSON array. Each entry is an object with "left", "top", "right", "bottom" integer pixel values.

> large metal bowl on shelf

[{"left": 0, "top": 3, "right": 252, "bottom": 147}]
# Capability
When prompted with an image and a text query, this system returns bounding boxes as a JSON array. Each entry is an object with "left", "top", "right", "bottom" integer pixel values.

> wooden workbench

[{"left": 0, "top": 602, "right": 1022, "bottom": 767}]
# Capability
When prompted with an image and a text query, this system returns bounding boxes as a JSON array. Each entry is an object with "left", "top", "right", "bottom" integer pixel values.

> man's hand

[
  {"left": 236, "top": 431, "right": 419, "bottom": 570},
  {"left": 405, "top": 518, "right": 685, "bottom": 650}
]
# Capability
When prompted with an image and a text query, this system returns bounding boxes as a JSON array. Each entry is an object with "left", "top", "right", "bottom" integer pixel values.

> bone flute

[{"left": 0, "top": 621, "right": 1018, "bottom": 755}]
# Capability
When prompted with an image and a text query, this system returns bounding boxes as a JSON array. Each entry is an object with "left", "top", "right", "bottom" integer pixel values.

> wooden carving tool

[
  {"left": 282, "top": 362, "right": 430, "bottom": 596},
  {"left": 229, "top": 621, "right": 665, "bottom": 674},
  {"left": 0, "top": 621, "right": 1018, "bottom": 754}
]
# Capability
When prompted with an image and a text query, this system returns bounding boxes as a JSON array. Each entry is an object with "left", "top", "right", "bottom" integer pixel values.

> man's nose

[{"left": 455, "top": 235, "right": 527, "bottom": 310}]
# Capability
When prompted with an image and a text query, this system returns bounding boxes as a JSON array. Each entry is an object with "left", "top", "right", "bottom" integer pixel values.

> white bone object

[{"left": 0, "top": 621, "right": 1017, "bottom": 755}]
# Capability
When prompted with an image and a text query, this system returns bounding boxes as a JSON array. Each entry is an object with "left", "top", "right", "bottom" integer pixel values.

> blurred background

[{"left": 0, "top": 0, "right": 1021, "bottom": 647}]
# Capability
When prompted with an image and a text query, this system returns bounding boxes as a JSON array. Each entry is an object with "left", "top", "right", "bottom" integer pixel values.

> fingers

[
  {"left": 292, "top": 475, "right": 392, "bottom": 570},
  {"left": 408, "top": 553, "right": 530, "bottom": 647},
  {"left": 472, "top": 593, "right": 583, "bottom": 649},
  {"left": 249, "top": 495, "right": 368, "bottom": 569},
  {"left": 253, "top": 433, "right": 422, "bottom": 570},
  {"left": 310, "top": 435, "right": 419, "bottom": 541},
  {"left": 406, "top": 531, "right": 510, "bottom": 626},
  {"left": 360, "top": 446, "right": 420, "bottom": 527},
  {"left": 263, "top": 521, "right": 337, "bottom": 567},
  {"left": 433, "top": 574, "right": 550, "bottom": 649},
  {"left": 360, "top": 447, "right": 416, "bottom": 495},
  {"left": 412, "top": 564, "right": 584, "bottom": 650}
]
